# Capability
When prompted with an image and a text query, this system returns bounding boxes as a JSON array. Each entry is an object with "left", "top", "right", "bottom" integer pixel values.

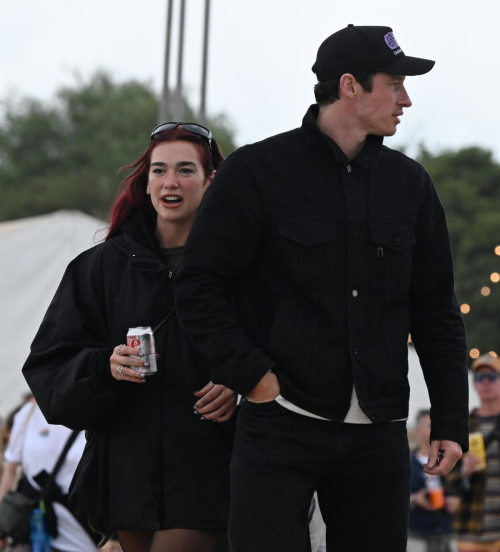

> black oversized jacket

[
  {"left": 175, "top": 105, "right": 469, "bottom": 449},
  {"left": 22, "top": 214, "right": 235, "bottom": 535}
]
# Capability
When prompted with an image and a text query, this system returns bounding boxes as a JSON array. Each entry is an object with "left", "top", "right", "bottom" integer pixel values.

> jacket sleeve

[
  {"left": 22, "top": 250, "right": 120, "bottom": 431},
  {"left": 174, "top": 149, "right": 276, "bottom": 397},
  {"left": 409, "top": 170, "right": 469, "bottom": 451}
]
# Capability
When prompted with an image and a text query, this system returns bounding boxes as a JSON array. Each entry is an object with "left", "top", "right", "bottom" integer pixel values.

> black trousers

[{"left": 228, "top": 400, "right": 411, "bottom": 552}]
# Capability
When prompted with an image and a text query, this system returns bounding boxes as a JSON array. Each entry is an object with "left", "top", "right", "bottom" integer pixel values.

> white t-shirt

[
  {"left": 4, "top": 402, "right": 97, "bottom": 552},
  {"left": 276, "top": 386, "right": 407, "bottom": 423}
]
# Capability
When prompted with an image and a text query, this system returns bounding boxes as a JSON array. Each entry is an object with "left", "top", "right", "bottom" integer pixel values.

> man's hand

[
  {"left": 445, "top": 496, "right": 460, "bottom": 514},
  {"left": 423, "top": 440, "right": 462, "bottom": 475},
  {"left": 461, "top": 452, "right": 484, "bottom": 476},
  {"left": 246, "top": 372, "right": 281, "bottom": 403},
  {"left": 411, "top": 488, "right": 436, "bottom": 511}
]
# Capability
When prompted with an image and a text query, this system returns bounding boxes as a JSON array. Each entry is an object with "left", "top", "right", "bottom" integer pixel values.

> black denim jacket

[{"left": 175, "top": 105, "right": 469, "bottom": 449}]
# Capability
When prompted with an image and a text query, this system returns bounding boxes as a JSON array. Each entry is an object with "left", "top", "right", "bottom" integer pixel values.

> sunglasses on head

[
  {"left": 474, "top": 372, "right": 499, "bottom": 383},
  {"left": 150, "top": 122, "right": 212, "bottom": 146}
]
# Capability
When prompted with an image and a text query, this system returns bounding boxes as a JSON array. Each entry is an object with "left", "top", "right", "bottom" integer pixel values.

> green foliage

[
  {"left": 0, "top": 71, "right": 237, "bottom": 221},
  {"left": 417, "top": 146, "right": 500, "bottom": 361}
]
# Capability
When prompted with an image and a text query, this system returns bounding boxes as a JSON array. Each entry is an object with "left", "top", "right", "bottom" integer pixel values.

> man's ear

[{"left": 339, "top": 73, "right": 357, "bottom": 99}]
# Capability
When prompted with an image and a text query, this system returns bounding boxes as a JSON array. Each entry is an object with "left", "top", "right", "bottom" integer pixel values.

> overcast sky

[{"left": 1, "top": 0, "right": 499, "bottom": 160}]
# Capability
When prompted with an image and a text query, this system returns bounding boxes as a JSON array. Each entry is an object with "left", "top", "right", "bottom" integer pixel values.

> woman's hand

[
  {"left": 194, "top": 382, "right": 237, "bottom": 422},
  {"left": 110, "top": 344, "right": 148, "bottom": 383}
]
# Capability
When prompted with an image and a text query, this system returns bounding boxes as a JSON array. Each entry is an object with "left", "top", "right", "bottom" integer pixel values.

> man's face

[
  {"left": 414, "top": 414, "right": 431, "bottom": 448},
  {"left": 355, "top": 72, "right": 412, "bottom": 136},
  {"left": 474, "top": 367, "right": 500, "bottom": 403}
]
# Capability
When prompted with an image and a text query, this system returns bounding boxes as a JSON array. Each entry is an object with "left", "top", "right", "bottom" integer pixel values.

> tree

[
  {"left": 417, "top": 147, "right": 500, "bottom": 362},
  {"left": 0, "top": 72, "right": 237, "bottom": 221}
]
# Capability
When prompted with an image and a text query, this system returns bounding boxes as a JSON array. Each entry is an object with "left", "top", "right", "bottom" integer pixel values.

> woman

[{"left": 22, "top": 122, "right": 237, "bottom": 552}]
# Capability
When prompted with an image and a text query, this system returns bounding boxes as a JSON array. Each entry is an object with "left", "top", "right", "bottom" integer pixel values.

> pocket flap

[
  {"left": 370, "top": 223, "right": 415, "bottom": 252},
  {"left": 279, "top": 217, "right": 337, "bottom": 247}
]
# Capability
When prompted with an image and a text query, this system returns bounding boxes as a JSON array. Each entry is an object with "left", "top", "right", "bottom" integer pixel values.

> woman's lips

[{"left": 161, "top": 195, "right": 183, "bottom": 209}]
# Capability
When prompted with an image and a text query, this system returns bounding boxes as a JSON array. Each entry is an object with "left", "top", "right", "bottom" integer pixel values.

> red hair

[{"left": 106, "top": 128, "right": 224, "bottom": 240}]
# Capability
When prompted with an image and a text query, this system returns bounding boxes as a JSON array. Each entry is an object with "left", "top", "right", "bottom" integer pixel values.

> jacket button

[
  {"left": 353, "top": 347, "right": 359, "bottom": 355},
  {"left": 347, "top": 165, "right": 352, "bottom": 173},
  {"left": 352, "top": 290, "right": 359, "bottom": 297},
  {"left": 394, "top": 238, "right": 401, "bottom": 246},
  {"left": 352, "top": 230, "right": 359, "bottom": 238}
]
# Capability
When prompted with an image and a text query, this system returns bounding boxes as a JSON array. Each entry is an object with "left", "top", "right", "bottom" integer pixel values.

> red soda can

[{"left": 126, "top": 326, "right": 157, "bottom": 376}]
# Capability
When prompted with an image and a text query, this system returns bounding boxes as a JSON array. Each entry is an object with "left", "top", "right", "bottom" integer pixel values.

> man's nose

[{"left": 399, "top": 85, "right": 412, "bottom": 108}]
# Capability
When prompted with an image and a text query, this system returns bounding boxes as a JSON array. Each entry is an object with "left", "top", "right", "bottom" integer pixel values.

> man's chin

[{"left": 371, "top": 127, "right": 398, "bottom": 137}]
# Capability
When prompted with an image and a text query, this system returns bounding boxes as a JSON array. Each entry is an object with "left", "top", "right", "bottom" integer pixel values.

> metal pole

[
  {"left": 199, "top": 0, "right": 211, "bottom": 125},
  {"left": 174, "top": 0, "right": 186, "bottom": 121},
  {"left": 158, "top": 0, "right": 174, "bottom": 124}
]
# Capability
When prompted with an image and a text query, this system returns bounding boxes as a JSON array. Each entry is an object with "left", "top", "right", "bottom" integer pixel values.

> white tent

[
  {"left": 0, "top": 210, "right": 479, "bottom": 424},
  {"left": 0, "top": 210, "right": 106, "bottom": 418}
]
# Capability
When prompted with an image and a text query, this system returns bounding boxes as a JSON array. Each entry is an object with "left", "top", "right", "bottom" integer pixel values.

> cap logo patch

[{"left": 384, "top": 32, "right": 399, "bottom": 50}]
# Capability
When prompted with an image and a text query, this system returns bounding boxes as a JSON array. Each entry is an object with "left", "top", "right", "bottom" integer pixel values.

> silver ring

[
  {"left": 117, "top": 365, "right": 124, "bottom": 376},
  {"left": 117, "top": 344, "right": 124, "bottom": 356}
]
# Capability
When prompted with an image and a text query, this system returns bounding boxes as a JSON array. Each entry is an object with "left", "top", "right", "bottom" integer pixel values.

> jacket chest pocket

[
  {"left": 370, "top": 223, "right": 415, "bottom": 297},
  {"left": 277, "top": 216, "right": 338, "bottom": 288}
]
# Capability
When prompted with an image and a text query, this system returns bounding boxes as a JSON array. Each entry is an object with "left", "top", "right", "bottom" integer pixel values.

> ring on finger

[
  {"left": 117, "top": 365, "right": 124, "bottom": 376},
  {"left": 117, "top": 344, "right": 124, "bottom": 356}
]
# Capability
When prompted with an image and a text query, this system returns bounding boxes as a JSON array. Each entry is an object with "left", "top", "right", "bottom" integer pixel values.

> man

[
  {"left": 449, "top": 354, "right": 500, "bottom": 552},
  {"left": 174, "top": 25, "right": 468, "bottom": 552},
  {"left": 408, "top": 410, "right": 459, "bottom": 552}
]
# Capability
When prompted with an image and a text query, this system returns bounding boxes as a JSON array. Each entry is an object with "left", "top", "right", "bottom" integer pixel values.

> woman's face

[{"left": 147, "top": 141, "right": 214, "bottom": 230}]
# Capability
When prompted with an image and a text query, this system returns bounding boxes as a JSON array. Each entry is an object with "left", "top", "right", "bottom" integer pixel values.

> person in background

[
  {"left": 448, "top": 354, "right": 500, "bottom": 552},
  {"left": 408, "top": 410, "right": 459, "bottom": 552},
  {"left": 22, "top": 122, "right": 235, "bottom": 552},
  {"left": 0, "top": 400, "right": 102, "bottom": 552}
]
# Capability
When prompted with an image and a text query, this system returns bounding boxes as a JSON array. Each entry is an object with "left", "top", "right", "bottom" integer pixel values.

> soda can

[{"left": 126, "top": 326, "right": 157, "bottom": 376}]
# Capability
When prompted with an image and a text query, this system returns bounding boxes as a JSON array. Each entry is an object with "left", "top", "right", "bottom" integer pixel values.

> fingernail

[
  {"left": 138, "top": 352, "right": 145, "bottom": 357},
  {"left": 200, "top": 416, "right": 206, "bottom": 421},
  {"left": 194, "top": 410, "right": 199, "bottom": 415},
  {"left": 143, "top": 362, "right": 150, "bottom": 367},
  {"left": 140, "top": 374, "right": 145, "bottom": 378},
  {"left": 193, "top": 405, "right": 198, "bottom": 410},
  {"left": 193, "top": 392, "right": 199, "bottom": 395},
  {"left": 212, "top": 420, "right": 217, "bottom": 423}
]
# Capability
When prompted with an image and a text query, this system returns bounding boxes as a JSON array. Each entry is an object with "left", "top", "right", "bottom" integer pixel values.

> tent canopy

[{"left": 1, "top": 210, "right": 106, "bottom": 418}]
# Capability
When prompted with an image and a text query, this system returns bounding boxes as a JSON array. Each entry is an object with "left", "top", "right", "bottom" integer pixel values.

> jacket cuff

[
  {"left": 221, "top": 348, "right": 276, "bottom": 397},
  {"left": 95, "top": 347, "right": 118, "bottom": 388},
  {"left": 430, "top": 416, "right": 470, "bottom": 452}
]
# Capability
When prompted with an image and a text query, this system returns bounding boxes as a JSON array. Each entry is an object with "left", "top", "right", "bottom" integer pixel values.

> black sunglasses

[
  {"left": 150, "top": 122, "right": 212, "bottom": 146},
  {"left": 474, "top": 372, "right": 499, "bottom": 383}
]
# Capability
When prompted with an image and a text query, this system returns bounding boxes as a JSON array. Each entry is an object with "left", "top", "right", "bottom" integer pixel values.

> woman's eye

[
  {"left": 152, "top": 168, "right": 164, "bottom": 174},
  {"left": 180, "top": 168, "right": 194, "bottom": 175}
]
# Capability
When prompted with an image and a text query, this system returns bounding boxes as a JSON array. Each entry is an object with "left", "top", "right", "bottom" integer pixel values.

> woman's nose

[{"left": 163, "top": 172, "right": 179, "bottom": 188}]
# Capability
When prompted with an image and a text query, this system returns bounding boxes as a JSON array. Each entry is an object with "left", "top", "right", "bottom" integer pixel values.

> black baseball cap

[{"left": 312, "top": 25, "right": 435, "bottom": 81}]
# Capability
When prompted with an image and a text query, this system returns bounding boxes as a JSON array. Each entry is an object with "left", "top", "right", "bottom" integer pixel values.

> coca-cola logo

[{"left": 127, "top": 337, "right": 141, "bottom": 349}]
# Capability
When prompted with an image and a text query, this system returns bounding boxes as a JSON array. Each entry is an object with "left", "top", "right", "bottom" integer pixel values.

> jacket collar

[
  {"left": 301, "top": 104, "right": 383, "bottom": 169},
  {"left": 121, "top": 212, "right": 167, "bottom": 273}
]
